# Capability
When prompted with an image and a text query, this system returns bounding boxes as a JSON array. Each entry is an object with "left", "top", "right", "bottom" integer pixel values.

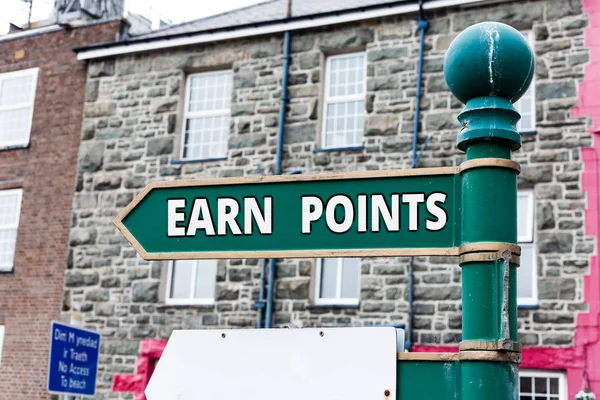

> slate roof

[{"left": 132, "top": 0, "right": 411, "bottom": 40}]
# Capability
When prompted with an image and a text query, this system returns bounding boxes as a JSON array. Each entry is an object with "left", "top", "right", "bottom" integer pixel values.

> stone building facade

[
  {"left": 0, "top": 20, "right": 124, "bottom": 399},
  {"left": 68, "top": 0, "right": 598, "bottom": 398}
]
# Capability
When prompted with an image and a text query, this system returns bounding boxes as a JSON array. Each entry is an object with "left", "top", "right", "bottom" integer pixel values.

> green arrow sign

[{"left": 115, "top": 168, "right": 463, "bottom": 260}]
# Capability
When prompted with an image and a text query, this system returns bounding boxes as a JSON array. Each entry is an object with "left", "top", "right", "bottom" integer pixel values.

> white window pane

[
  {"left": 517, "top": 191, "right": 533, "bottom": 242},
  {"left": 183, "top": 115, "right": 229, "bottom": 160},
  {"left": 519, "top": 114, "right": 532, "bottom": 131},
  {"left": 0, "top": 69, "right": 37, "bottom": 147},
  {"left": 0, "top": 192, "right": 21, "bottom": 226},
  {"left": 549, "top": 378, "right": 559, "bottom": 395},
  {"left": 0, "top": 190, "right": 22, "bottom": 270},
  {"left": 323, "top": 54, "right": 365, "bottom": 148},
  {"left": 520, "top": 376, "right": 532, "bottom": 394},
  {"left": 534, "top": 377, "right": 547, "bottom": 394},
  {"left": 341, "top": 258, "right": 360, "bottom": 299},
  {"left": 515, "top": 31, "right": 535, "bottom": 132},
  {"left": 519, "top": 92, "right": 533, "bottom": 113},
  {"left": 187, "top": 71, "right": 232, "bottom": 113},
  {"left": 327, "top": 54, "right": 365, "bottom": 98},
  {"left": 0, "top": 75, "right": 34, "bottom": 106},
  {"left": 329, "top": 71, "right": 338, "bottom": 97},
  {"left": 519, "top": 372, "right": 566, "bottom": 399},
  {"left": 171, "top": 260, "right": 194, "bottom": 298},
  {"left": 0, "top": 229, "right": 17, "bottom": 266},
  {"left": 319, "top": 258, "right": 338, "bottom": 299},
  {"left": 515, "top": 87, "right": 535, "bottom": 132},
  {"left": 517, "top": 243, "right": 535, "bottom": 301},
  {"left": 0, "top": 107, "right": 32, "bottom": 145},
  {"left": 194, "top": 260, "right": 217, "bottom": 299},
  {"left": 324, "top": 100, "right": 364, "bottom": 148},
  {"left": 347, "top": 114, "right": 356, "bottom": 131},
  {"left": 353, "top": 101, "right": 365, "bottom": 144}
]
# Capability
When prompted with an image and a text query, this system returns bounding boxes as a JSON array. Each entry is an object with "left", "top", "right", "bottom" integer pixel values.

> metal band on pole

[
  {"left": 458, "top": 351, "right": 522, "bottom": 364},
  {"left": 458, "top": 242, "right": 521, "bottom": 256},
  {"left": 459, "top": 158, "right": 521, "bottom": 174},
  {"left": 460, "top": 252, "right": 520, "bottom": 266}
]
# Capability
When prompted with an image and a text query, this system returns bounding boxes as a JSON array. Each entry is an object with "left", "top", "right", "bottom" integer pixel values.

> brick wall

[
  {"left": 0, "top": 21, "right": 123, "bottom": 399},
  {"left": 67, "top": 1, "right": 594, "bottom": 397}
]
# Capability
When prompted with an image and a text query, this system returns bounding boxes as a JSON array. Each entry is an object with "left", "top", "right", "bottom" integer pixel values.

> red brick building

[{"left": 0, "top": 19, "right": 124, "bottom": 399}]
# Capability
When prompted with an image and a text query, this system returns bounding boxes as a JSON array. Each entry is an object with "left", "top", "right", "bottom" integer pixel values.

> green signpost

[{"left": 116, "top": 20, "right": 534, "bottom": 400}]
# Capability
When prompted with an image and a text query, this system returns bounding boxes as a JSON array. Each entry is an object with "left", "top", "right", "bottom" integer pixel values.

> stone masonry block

[
  {"left": 78, "top": 142, "right": 104, "bottom": 173},
  {"left": 147, "top": 136, "right": 174, "bottom": 156},
  {"left": 84, "top": 102, "right": 116, "bottom": 118},
  {"left": 132, "top": 282, "right": 160, "bottom": 303},
  {"left": 88, "top": 60, "right": 115, "bottom": 78},
  {"left": 366, "top": 115, "right": 399, "bottom": 136},
  {"left": 319, "top": 28, "right": 374, "bottom": 52}
]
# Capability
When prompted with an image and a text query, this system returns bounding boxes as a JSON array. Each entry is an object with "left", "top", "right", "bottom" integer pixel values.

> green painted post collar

[
  {"left": 444, "top": 22, "right": 535, "bottom": 151},
  {"left": 457, "top": 97, "right": 522, "bottom": 152}
]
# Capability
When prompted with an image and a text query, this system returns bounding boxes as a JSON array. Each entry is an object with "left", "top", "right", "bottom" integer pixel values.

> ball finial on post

[
  {"left": 444, "top": 22, "right": 535, "bottom": 104},
  {"left": 444, "top": 22, "right": 535, "bottom": 151}
]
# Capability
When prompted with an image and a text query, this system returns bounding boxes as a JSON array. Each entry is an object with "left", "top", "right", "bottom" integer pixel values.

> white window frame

[
  {"left": 519, "top": 370, "right": 567, "bottom": 400},
  {"left": 166, "top": 260, "right": 217, "bottom": 306},
  {"left": 180, "top": 70, "right": 232, "bottom": 161},
  {"left": 321, "top": 52, "right": 367, "bottom": 149},
  {"left": 0, "top": 68, "right": 39, "bottom": 148},
  {"left": 0, "top": 325, "right": 4, "bottom": 367},
  {"left": 314, "top": 258, "right": 361, "bottom": 306},
  {"left": 0, "top": 188, "right": 23, "bottom": 272},
  {"left": 518, "top": 190, "right": 537, "bottom": 306},
  {"left": 514, "top": 31, "right": 536, "bottom": 133},
  {"left": 518, "top": 190, "right": 535, "bottom": 243}
]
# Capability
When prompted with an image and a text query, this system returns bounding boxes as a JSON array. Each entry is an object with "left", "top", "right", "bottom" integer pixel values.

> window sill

[
  {"left": 0, "top": 267, "right": 14, "bottom": 274},
  {"left": 517, "top": 304, "right": 540, "bottom": 310},
  {"left": 159, "top": 301, "right": 215, "bottom": 309},
  {"left": 371, "top": 323, "right": 406, "bottom": 329},
  {"left": 314, "top": 146, "right": 364, "bottom": 153},
  {"left": 171, "top": 157, "right": 227, "bottom": 164},
  {"left": 518, "top": 130, "right": 537, "bottom": 135},
  {"left": 0, "top": 143, "right": 29, "bottom": 151},
  {"left": 306, "top": 303, "right": 360, "bottom": 310}
]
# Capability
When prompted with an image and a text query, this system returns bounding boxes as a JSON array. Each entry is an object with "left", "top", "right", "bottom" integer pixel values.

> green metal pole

[{"left": 444, "top": 22, "right": 535, "bottom": 400}]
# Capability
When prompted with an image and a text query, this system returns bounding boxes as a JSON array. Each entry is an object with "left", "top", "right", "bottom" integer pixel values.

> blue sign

[{"left": 47, "top": 321, "right": 101, "bottom": 397}]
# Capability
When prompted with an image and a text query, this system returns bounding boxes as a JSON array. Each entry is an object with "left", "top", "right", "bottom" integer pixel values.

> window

[
  {"left": 322, "top": 53, "right": 366, "bottom": 149},
  {"left": 514, "top": 31, "right": 536, "bottom": 133},
  {"left": 166, "top": 260, "right": 218, "bottom": 305},
  {"left": 519, "top": 370, "right": 567, "bottom": 400},
  {"left": 0, "top": 68, "right": 38, "bottom": 148},
  {"left": 181, "top": 71, "right": 232, "bottom": 160},
  {"left": 0, "top": 325, "right": 4, "bottom": 367},
  {"left": 517, "top": 190, "right": 537, "bottom": 305},
  {"left": 315, "top": 258, "right": 361, "bottom": 305},
  {"left": 0, "top": 189, "right": 23, "bottom": 272}
]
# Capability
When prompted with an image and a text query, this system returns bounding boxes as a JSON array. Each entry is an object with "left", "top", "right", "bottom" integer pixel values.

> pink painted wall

[
  {"left": 113, "top": 340, "right": 167, "bottom": 400},
  {"left": 572, "top": 0, "right": 600, "bottom": 396}
]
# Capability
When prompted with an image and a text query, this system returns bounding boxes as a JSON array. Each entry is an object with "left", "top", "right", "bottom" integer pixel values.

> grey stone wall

[{"left": 66, "top": 0, "right": 593, "bottom": 397}]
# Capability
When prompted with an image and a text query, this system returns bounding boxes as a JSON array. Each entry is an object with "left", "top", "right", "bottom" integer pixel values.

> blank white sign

[{"left": 146, "top": 327, "right": 399, "bottom": 400}]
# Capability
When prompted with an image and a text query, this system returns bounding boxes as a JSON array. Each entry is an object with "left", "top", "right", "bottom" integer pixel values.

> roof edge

[
  {"left": 76, "top": 0, "right": 499, "bottom": 60},
  {"left": 134, "top": 0, "right": 281, "bottom": 39},
  {"left": 77, "top": 0, "right": 417, "bottom": 52},
  {"left": 0, "top": 17, "right": 123, "bottom": 45}
]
